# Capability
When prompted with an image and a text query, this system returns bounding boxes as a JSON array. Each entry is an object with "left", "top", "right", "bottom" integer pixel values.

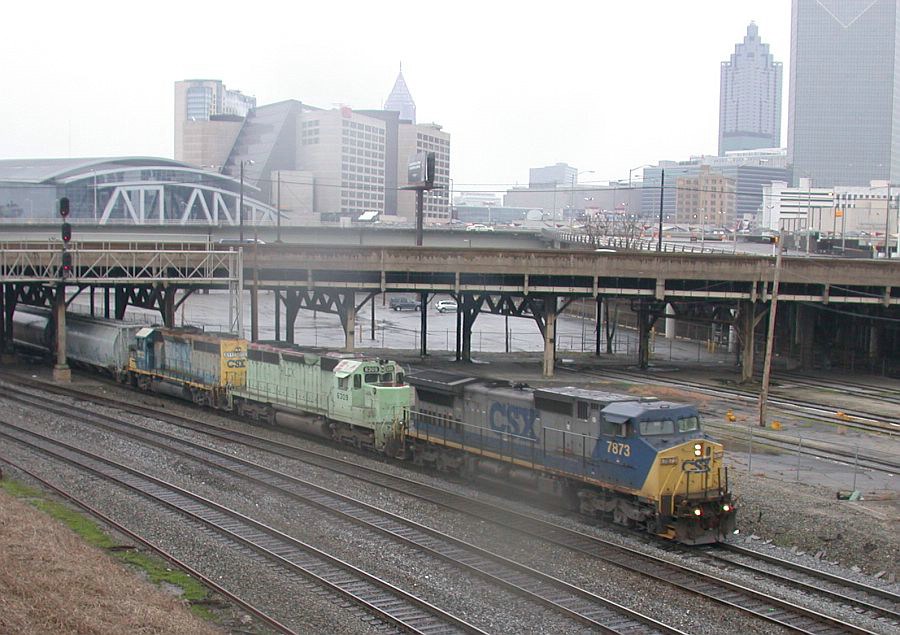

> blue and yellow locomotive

[{"left": 407, "top": 371, "right": 735, "bottom": 544}]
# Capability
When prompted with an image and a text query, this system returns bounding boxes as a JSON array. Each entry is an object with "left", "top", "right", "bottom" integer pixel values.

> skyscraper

[
  {"left": 787, "top": 0, "right": 899, "bottom": 186},
  {"left": 384, "top": 69, "right": 416, "bottom": 123},
  {"left": 718, "top": 22, "right": 782, "bottom": 155},
  {"left": 174, "top": 79, "right": 256, "bottom": 163}
]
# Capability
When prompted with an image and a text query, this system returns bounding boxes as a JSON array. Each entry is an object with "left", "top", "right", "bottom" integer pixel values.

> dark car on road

[{"left": 389, "top": 296, "right": 422, "bottom": 311}]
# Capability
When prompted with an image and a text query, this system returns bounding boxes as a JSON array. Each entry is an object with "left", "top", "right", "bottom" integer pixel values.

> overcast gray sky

[{"left": 1, "top": 0, "right": 790, "bottom": 193}]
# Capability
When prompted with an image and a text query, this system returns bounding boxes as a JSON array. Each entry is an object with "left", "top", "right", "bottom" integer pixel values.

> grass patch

[{"left": 0, "top": 478, "right": 215, "bottom": 620}]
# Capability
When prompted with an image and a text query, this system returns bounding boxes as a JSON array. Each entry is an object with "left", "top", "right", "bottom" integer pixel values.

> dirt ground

[{"left": 0, "top": 486, "right": 224, "bottom": 635}]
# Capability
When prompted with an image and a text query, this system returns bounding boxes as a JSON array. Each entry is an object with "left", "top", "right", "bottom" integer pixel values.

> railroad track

[
  {"left": 648, "top": 541, "right": 900, "bottom": 625},
  {"left": 770, "top": 372, "right": 900, "bottom": 408},
  {"left": 0, "top": 420, "right": 484, "bottom": 635},
  {"left": 0, "top": 386, "right": 679, "bottom": 634},
  {"left": 0, "top": 375, "right": 888, "bottom": 634},
  {"left": 0, "top": 455, "right": 298, "bottom": 635},
  {"left": 569, "top": 367, "right": 900, "bottom": 435},
  {"left": 701, "top": 420, "right": 900, "bottom": 475},
  {"left": 556, "top": 366, "right": 900, "bottom": 474},
  {"left": 713, "top": 544, "right": 900, "bottom": 623}
]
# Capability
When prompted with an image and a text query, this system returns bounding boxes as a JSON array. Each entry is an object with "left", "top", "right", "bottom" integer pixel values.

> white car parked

[{"left": 435, "top": 299, "right": 458, "bottom": 313}]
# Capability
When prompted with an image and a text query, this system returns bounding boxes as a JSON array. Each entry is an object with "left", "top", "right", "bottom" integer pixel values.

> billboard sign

[{"left": 407, "top": 151, "right": 435, "bottom": 188}]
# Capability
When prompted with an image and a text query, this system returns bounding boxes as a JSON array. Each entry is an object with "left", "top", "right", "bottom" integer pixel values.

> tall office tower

[
  {"left": 718, "top": 22, "right": 782, "bottom": 155},
  {"left": 174, "top": 79, "right": 256, "bottom": 163},
  {"left": 396, "top": 122, "right": 451, "bottom": 222},
  {"left": 384, "top": 69, "right": 416, "bottom": 123},
  {"left": 787, "top": 0, "right": 899, "bottom": 186},
  {"left": 297, "top": 107, "right": 388, "bottom": 218}
]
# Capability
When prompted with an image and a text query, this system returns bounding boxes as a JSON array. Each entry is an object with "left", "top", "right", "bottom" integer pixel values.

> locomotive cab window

[
  {"left": 380, "top": 372, "right": 392, "bottom": 383},
  {"left": 600, "top": 418, "right": 629, "bottom": 437},
  {"left": 639, "top": 419, "right": 675, "bottom": 435},
  {"left": 678, "top": 416, "right": 700, "bottom": 432},
  {"left": 364, "top": 373, "right": 378, "bottom": 384},
  {"left": 354, "top": 375, "right": 362, "bottom": 389},
  {"left": 338, "top": 377, "right": 349, "bottom": 390}
]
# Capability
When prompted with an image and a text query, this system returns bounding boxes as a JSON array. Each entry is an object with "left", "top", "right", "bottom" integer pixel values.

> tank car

[
  {"left": 12, "top": 306, "right": 146, "bottom": 377},
  {"left": 232, "top": 342, "right": 411, "bottom": 456},
  {"left": 407, "top": 370, "right": 735, "bottom": 545},
  {"left": 125, "top": 326, "right": 247, "bottom": 408}
]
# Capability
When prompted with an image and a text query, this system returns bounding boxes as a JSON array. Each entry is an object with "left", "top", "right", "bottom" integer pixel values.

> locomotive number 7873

[{"left": 607, "top": 441, "right": 631, "bottom": 457}]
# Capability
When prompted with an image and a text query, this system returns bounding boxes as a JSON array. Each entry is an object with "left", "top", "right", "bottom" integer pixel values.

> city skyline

[{"left": 0, "top": 1, "right": 790, "bottom": 192}]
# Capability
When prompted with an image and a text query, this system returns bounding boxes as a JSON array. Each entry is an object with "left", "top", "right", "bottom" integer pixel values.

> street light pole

[
  {"left": 239, "top": 160, "right": 245, "bottom": 242},
  {"left": 657, "top": 169, "right": 665, "bottom": 251},
  {"left": 885, "top": 182, "right": 893, "bottom": 259},
  {"left": 238, "top": 159, "right": 255, "bottom": 242}
]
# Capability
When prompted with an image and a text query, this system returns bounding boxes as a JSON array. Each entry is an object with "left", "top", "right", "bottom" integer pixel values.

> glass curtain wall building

[{"left": 787, "top": 0, "right": 900, "bottom": 186}]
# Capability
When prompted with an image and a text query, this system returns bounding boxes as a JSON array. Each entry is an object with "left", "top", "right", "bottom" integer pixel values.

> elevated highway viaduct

[{"left": 2, "top": 239, "right": 898, "bottom": 378}]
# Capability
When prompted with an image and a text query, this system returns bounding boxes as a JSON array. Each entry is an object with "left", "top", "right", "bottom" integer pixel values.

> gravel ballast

[{"left": 0, "top": 367, "right": 897, "bottom": 634}]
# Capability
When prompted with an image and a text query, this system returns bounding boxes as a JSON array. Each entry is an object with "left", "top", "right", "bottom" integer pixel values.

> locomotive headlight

[
  {"left": 722, "top": 504, "right": 732, "bottom": 513},
  {"left": 693, "top": 443, "right": 702, "bottom": 457},
  {"left": 693, "top": 508, "right": 703, "bottom": 516}
]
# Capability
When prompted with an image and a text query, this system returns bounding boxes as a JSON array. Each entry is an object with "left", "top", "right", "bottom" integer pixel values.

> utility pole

[
  {"left": 401, "top": 152, "right": 436, "bottom": 357},
  {"left": 758, "top": 230, "right": 784, "bottom": 427},
  {"left": 657, "top": 169, "right": 665, "bottom": 251},
  {"left": 276, "top": 171, "right": 282, "bottom": 243},
  {"left": 885, "top": 182, "right": 892, "bottom": 259}
]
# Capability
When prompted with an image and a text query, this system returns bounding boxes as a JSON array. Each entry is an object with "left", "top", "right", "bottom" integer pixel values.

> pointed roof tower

[{"left": 384, "top": 66, "right": 416, "bottom": 124}]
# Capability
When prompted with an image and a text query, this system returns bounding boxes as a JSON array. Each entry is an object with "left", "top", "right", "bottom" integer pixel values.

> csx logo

[
  {"left": 223, "top": 348, "right": 244, "bottom": 358},
  {"left": 226, "top": 360, "right": 246, "bottom": 368},
  {"left": 489, "top": 402, "right": 538, "bottom": 440}
]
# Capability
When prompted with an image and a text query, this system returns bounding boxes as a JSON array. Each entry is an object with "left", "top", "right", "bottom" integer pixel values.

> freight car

[
  {"left": 12, "top": 306, "right": 146, "bottom": 378},
  {"left": 406, "top": 370, "right": 735, "bottom": 544}
]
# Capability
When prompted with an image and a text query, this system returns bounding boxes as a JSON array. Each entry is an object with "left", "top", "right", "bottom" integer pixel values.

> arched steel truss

[{"left": 58, "top": 166, "right": 276, "bottom": 226}]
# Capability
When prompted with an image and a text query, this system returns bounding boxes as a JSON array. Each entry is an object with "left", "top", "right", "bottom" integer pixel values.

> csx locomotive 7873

[
  {"left": 12, "top": 307, "right": 735, "bottom": 544},
  {"left": 406, "top": 370, "right": 735, "bottom": 544}
]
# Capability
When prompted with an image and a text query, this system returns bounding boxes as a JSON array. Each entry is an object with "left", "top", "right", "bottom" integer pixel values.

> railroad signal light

[
  {"left": 59, "top": 197, "right": 70, "bottom": 218},
  {"left": 61, "top": 222, "right": 72, "bottom": 244},
  {"left": 693, "top": 508, "right": 703, "bottom": 517},
  {"left": 61, "top": 252, "right": 73, "bottom": 277}
]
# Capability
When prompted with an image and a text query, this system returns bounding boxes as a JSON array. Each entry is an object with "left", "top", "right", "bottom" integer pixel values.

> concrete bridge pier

[
  {"left": 52, "top": 283, "right": 70, "bottom": 382},
  {"left": 737, "top": 301, "right": 759, "bottom": 383},
  {"left": 0, "top": 284, "right": 14, "bottom": 361},
  {"left": 250, "top": 285, "right": 259, "bottom": 343},
  {"left": 341, "top": 298, "right": 356, "bottom": 352},
  {"left": 460, "top": 295, "right": 480, "bottom": 362},
  {"left": 796, "top": 303, "right": 816, "bottom": 370},
  {"left": 542, "top": 296, "right": 557, "bottom": 377},
  {"left": 281, "top": 289, "right": 301, "bottom": 345},
  {"left": 636, "top": 306, "right": 654, "bottom": 370}
]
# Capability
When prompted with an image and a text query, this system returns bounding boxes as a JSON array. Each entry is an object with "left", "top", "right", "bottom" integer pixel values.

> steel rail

[
  {"left": 0, "top": 455, "right": 298, "bottom": 635},
  {"left": 4, "top": 388, "right": 678, "bottom": 635},
  {"left": 0, "top": 421, "right": 484, "bottom": 635},
  {"left": 0, "top": 377, "right": 880, "bottom": 635}
]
